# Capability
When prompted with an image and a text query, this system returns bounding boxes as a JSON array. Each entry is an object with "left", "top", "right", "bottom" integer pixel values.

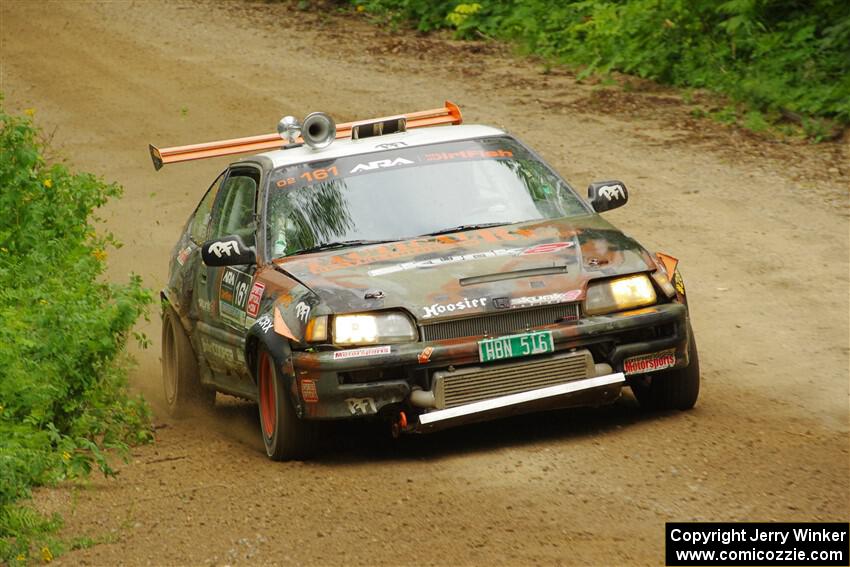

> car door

[{"left": 194, "top": 166, "right": 262, "bottom": 387}]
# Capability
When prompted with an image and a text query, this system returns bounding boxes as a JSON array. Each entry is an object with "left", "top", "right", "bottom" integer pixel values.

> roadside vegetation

[
  {"left": 348, "top": 0, "right": 850, "bottom": 140},
  {"left": 0, "top": 104, "right": 153, "bottom": 564}
]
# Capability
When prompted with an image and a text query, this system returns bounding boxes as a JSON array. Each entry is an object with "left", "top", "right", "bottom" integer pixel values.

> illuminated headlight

[
  {"left": 584, "top": 274, "right": 657, "bottom": 316},
  {"left": 332, "top": 312, "right": 417, "bottom": 346}
]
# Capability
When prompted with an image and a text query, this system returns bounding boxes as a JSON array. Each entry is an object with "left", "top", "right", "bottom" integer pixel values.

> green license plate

[{"left": 478, "top": 331, "right": 554, "bottom": 363}]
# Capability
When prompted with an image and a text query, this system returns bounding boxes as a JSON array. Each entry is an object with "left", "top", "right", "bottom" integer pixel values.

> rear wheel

[
  {"left": 161, "top": 306, "right": 215, "bottom": 417},
  {"left": 256, "top": 347, "right": 316, "bottom": 460},
  {"left": 631, "top": 325, "right": 700, "bottom": 411}
]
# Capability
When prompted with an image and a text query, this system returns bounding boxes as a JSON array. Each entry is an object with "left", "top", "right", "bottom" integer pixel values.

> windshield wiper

[
  {"left": 291, "top": 239, "right": 399, "bottom": 256},
  {"left": 417, "top": 222, "right": 516, "bottom": 238}
]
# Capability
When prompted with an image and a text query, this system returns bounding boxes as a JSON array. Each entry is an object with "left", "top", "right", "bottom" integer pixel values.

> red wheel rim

[{"left": 258, "top": 352, "right": 276, "bottom": 438}]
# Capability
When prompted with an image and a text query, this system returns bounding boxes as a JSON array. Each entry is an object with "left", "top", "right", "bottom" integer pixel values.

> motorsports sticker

[
  {"left": 623, "top": 349, "right": 676, "bottom": 375},
  {"left": 219, "top": 267, "right": 252, "bottom": 327},
  {"left": 332, "top": 346, "right": 391, "bottom": 360}
]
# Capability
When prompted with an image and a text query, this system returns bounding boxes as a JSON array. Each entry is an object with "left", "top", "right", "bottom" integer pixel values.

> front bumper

[{"left": 290, "top": 302, "right": 689, "bottom": 424}]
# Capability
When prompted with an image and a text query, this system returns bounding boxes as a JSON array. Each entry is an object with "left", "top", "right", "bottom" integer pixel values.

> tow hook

[{"left": 390, "top": 411, "right": 408, "bottom": 439}]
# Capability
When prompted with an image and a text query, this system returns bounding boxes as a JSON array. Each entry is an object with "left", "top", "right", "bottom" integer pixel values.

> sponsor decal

[
  {"left": 623, "top": 349, "right": 676, "bottom": 375},
  {"left": 197, "top": 298, "right": 212, "bottom": 314},
  {"left": 246, "top": 282, "right": 265, "bottom": 318},
  {"left": 256, "top": 315, "right": 273, "bottom": 334},
  {"left": 423, "top": 297, "right": 488, "bottom": 319},
  {"left": 219, "top": 268, "right": 252, "bottom": 327},
  {"left": 417, "top": 346, "right": 434, "bottom": 365},
  {"left": 673, "top": 270, "right": 686, "bottom": 296},
  {"left": 332, "top": 346, "right": 391, "bottom": 360},
  {"left": 375, "top": 141, "right": 407, "bottom": 149},
  {"left": 368, "top": 242, "right": 573, "bottom": 277},
  {"left": 295, "top": 301, "right": 310, "bottom": 323},
  {"left": 346, "top": 397, "right": 377, "bottom": 415},
  {"left": 200, "top": 337, "right": 236, "bottom": 363},
  {"left": 507, "top": 290, "right": 582, "bottom": 309},
  {"left": 598, "top": 184, "right": 626, "bottom": 201},
  {"left": 350, "top": 157, "right": 414, "bottom": 174},
  {"left": 300, "top": 379, "right": 319, "bottom": 403},
  {"left": 176, "top": 245, "right": 192, "bottom": 266},
  {"left": 208, "top": 240, "right": 240, "bottom": 258}
]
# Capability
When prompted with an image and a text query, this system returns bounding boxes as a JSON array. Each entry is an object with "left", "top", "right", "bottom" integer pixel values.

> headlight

[
  {"left": 332, "top": 312, "right": 417, "bottom": 346},
  {"left": 584, "top": 274, "right": 657, "bottom": 316}
]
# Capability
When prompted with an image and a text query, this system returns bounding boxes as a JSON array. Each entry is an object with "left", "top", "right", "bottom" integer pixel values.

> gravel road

[{"left": 2, "top": 1, "right": 848, "bottom": 565}]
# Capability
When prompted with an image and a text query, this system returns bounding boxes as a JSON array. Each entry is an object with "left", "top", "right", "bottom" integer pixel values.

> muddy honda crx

[{"left": 153, "top": 102, "right": 699, "bottom": 460}]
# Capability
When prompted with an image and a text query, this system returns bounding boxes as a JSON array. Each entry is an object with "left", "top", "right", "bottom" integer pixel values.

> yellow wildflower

[
  {"left": 41, "top": 546, "right": 53, "bottom": 562},
  {"left": 39, "top": 299, "right": 48, "bottom": 305},
  {"left": 24, "top": 108, "right": 35, "bottom": 116},
  {"left": 356, "top": 4, "right": 365, "bottom": 11},
  {"left": 62, "top": 451, "right": 71, "bottom": 462},
  {"left": 43, "top": 178, "right": 53, "bottom": 188},
  {"left": 93, "top": 249, "right": 107, "bottom": 261},
  {"left": 16, "top": 553, "right": 26, "bottom": 562}
]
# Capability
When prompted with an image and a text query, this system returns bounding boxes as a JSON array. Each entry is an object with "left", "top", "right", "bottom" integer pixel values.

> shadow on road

[{"left": 194, "top": 390, "right": 690, "bottom": 465}]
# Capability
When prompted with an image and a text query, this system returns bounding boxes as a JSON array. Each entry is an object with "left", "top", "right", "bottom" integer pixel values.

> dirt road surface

[{"left": 2, "top": 1, "right": 848, "bottom": 565}]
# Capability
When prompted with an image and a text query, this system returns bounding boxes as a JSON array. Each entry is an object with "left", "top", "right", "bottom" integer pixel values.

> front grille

[
  {"left": 433, "top": 350, "right": 593, "bottom": 409},
  {"left": 421, "top": 304, "right": 580, "bottom": 341}
]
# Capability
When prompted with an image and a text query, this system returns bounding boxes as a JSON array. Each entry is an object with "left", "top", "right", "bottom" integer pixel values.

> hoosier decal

[
  {"left": 423, "top": 297, "right": 488, "bottom": 318},
  {"left": 623, "top": 349, "right": 676, "bottom": 375}
]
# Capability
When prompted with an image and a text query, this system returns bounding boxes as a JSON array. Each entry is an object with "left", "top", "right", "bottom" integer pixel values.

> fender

[{"left": 244, "top": 311, "right": 304, "bottom": 417}]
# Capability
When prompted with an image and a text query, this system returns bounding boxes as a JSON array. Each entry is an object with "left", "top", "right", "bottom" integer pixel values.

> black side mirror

[
  {"left": 588, "top": 180, "right": 629, "bottom": 213},
  {"left": 201, "top": 235, "right": 256, "bottom": 267}
]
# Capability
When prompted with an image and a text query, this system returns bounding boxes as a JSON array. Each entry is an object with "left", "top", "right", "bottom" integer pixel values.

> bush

[
  {"left": 351, "top": 0, "right": 850, "bottom": 135},
  {"left": 0, "top": 104, "right": 153, "bottom": 563}
]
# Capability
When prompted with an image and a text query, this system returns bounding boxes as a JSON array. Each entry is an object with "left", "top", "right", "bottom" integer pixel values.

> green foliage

[
  {"left": 0, "top": 104, "right": 153, "bottom": 562},
  {"left": 349, "top": 0, "right": 850, "bottom": 135}
]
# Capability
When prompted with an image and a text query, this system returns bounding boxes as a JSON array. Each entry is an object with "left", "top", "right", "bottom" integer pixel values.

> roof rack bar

[{"left": 150, "top": 101, "right": 462, "bottom": 170}]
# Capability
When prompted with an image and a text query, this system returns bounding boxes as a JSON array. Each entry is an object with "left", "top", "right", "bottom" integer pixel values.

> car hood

[{"left": 273, "top": 215, "right": 657, "bottom": 322}]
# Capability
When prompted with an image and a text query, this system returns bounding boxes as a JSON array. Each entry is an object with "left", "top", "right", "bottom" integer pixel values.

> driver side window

[
  {"left": 189, "top": 172, "right": 225, "bottom": 244},
  {"left": 210, "top": 169, "right": 260, "bottom": 247}
]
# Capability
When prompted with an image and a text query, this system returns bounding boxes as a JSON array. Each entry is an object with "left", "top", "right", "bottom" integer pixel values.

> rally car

[{"left": 152, "top": 102, "right": 699, "bottom": 460}]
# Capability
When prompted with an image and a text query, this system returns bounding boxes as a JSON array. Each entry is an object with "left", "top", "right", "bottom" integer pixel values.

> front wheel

[
  {"left": 256, "top": 347, "right": 316, "bottom": 461},
  {"left": 631, "top": 325, "right": 700, "bottom": 411}
]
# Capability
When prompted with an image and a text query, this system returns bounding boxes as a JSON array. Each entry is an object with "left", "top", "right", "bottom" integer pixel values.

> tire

[
  {"left": 631, "top": 325, "right": 700, "bottom": 411},
  {"left": 256, "top": 347, "right": 316, "bottom": 461},
  {"left": 161, "top": 306, "right": 215, "bottom": 417}
]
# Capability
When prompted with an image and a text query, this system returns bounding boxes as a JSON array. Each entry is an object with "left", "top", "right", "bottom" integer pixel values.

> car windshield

[{"left": 265, "top": 137, "right": 589, "bottom": 258}]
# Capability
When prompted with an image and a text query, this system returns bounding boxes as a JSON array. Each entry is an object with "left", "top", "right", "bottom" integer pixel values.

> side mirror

[
  {"left": 588, "top": 180, "right": 629, "bottom": 213},
  {"left": 201, "top": 235, "right": 256, "bottom": 267}
]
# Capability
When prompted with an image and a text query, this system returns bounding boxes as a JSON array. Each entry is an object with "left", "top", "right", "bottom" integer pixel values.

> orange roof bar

[{"left": 150, "top": 101, "right": 462, "bottom": 170}]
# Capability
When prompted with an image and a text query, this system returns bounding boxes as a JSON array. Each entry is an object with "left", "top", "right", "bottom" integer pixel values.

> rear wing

[{"left": 149, "top": 101, "right": 462, "bottom": 171}]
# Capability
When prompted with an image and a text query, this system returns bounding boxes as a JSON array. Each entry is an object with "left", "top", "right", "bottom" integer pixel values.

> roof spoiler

[{"left": 149, "top": 101, "right": 462, "bottom": 171}]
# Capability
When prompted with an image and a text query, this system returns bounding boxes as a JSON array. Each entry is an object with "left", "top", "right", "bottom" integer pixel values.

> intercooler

[{"left": 432, "top": 350, "right": 594, "bottom": 409}]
